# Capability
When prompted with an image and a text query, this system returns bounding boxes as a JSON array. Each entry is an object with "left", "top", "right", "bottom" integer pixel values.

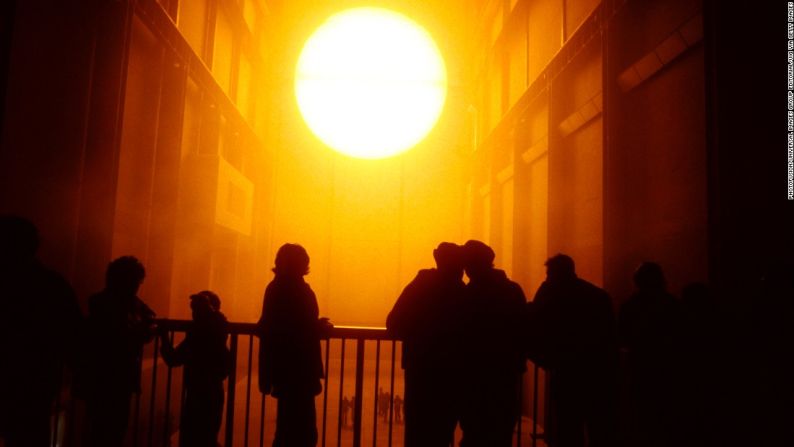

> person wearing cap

[
  {"left": 159, "top": 290, "right": 230, "bottom": 447},
  {"left": 459, "top": 240, "right": 527, "bottom": 447},
  {"left": 526, "top": 253, "right": 618, "bottom": 447},
  {"left": 257, "top": 243, "right": 328, "bottom": 447},
  {"left": 387, "top": 242, "right": 467, "bottom": 447}
]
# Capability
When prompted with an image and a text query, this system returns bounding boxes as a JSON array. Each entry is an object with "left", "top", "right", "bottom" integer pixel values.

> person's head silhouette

[
  {"left": 0, "top": 215, "right": 39, "bottom": 266},
  {"left": 633, "top": 262, "right": 666, "bottom": 292},
  {"left": 106, "top": 256, "right": 146, "bottom": 296},
  {"left": 433, "top": 242, "right": 463, "bottom": 279},
  {"left": 273, "top": 243, "right": 310, "bottom": 277},
  {"left": 462, "top": 240, "right": 495, "bottom": 280},
  {"left": 189, "top": 291, "right": 217, "bottom": 323},
  {"left": 196, "top": 290, "right": 221, "bottom": 312},
  {"left": 545, "top": 254, "right": 577, "bottom": 283}
]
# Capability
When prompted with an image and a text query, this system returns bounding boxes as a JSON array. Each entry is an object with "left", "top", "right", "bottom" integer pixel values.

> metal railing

[{"left": 50, "top": 320, "right": 547, "bottom": 447}]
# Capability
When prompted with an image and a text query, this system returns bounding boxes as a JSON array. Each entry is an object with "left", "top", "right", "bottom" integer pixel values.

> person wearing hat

[
  {"left": 459, "top": 240, "right": 527, "bottom": 447},
  {"left": 526, "top": 253, "right": 618, "bottom": 447},
  {"left": 387, "top": 242, "right": 467, "bottom": 447},
  {"left": 160, "top": 290, "right": 230, "bottom": 447}
]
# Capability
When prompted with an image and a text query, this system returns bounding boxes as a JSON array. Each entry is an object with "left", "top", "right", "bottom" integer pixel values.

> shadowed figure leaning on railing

[
  {"left": 78, "top": 256, "right": 156, "bottom": 447},
  {"left": 159, "top": 290, "right": 230, "bottom": 447}
]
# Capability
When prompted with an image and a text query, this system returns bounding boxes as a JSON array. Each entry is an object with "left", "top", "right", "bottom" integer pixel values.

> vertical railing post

[
  {"left": 163, "top": 331, "right": 175, "bottom": 446},
  {"left": 532, "top": 364, "right": 538, "bottom": 447},
  {"left": 244, "top": 334, "right": 254, "bottom": 447},
  {"left": 321, "top": 338, "right": 330, "bottom": 447},
  {"left": 225, "top": 333, "right": 239, "bottom": 447},
  {"left": 353, "top": 338, "right": 365, "bottom": 447},
  {"left": 336, "top": 340, "right": 346, "bottom": 447},
  {"left": 259, "top": 390, "right": 266, "bottom": 447},
  {"left": 372, "top": 340, "right": 381, "bottom": 447},
  {"left": 147, "top": 336, "right": 159, "bottom": 447},
  {"left": 387, "top": 341, "right": 396, "bottom": 447}
]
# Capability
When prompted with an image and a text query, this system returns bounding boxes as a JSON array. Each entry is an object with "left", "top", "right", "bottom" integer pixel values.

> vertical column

[
  {"left": 72, "top": 0, "right": 135, "bottom": 299},
  {"left": 353, "top": 338, "right": 365, "bottom": 447},
  {"left": 146, "top": 55, "right": 188, "bottom": 316}
]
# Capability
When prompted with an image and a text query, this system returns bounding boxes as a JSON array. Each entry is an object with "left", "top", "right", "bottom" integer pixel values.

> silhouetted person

[
  {"left": 375, "top": 387, "right": 391, "bottom": 421},
  {"left": 258, "top": 244, "right": 329, "bottom": 447},
  {"left": 379, "top": 390, "right": 391, "bottom": 422},
  {"left": 0, "top": 216, "right": 82, "bottom": 447},
  {"left": 82, "top": 256, "right": 155, "bottom": 447},
  {"left": 376, "top": 387, "right": 384, "bottom": 420},
  {"left": 341, "top": 396, "right": 351, "bottom": 428},
  {"left": 386, "top": 242, "right": 466, "bottom": 447},
  {"left": 618, "top": 262, "right": 683, "bottom": 447},
  {"left": 526, "top": 254, "right": 617, "bottom": 447},
  {"left": 393, "top": 394, "right": 403, "bottom": 424},
  {"left": 459, "top": 240, "right": 526, "bottom": 447},
  {"left": 160, "top": 291, "right": 230, "bottom": 447}
]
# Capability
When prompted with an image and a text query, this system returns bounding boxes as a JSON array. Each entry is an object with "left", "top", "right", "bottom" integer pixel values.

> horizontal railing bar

[{"left": 155, "top": 319, "right": 393, "bottom": 340}]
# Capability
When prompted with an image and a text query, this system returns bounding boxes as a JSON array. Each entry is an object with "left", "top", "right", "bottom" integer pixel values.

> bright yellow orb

[{"left": 295, "top": 8, "right": 447, "bottom": 159}]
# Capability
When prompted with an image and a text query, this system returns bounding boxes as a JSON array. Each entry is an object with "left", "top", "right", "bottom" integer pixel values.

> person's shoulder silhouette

[
  {"left": 161, "top": 291, "right": 229, "bottom": 378},
  {"left": 464, "top": 240, "right": 527, "bottom": 320},
  {"left": 0, "top": 215, "right": 82, "bottom": 375},
  {"left": 459, "top": 240, "right": 526, "bottom": 446},
  {"left": 84, "top": 255, "right": 155, "bottom": 397},
  {"left": 619, "top": 262, "right": 682, "bottom": 354},
  {"left": 528, "top": 253, "right": 615, "bottom": 369},
  {"left": 387, "top": 242, "right": 465, "bottom": 344},
  {"left": 258, "top": 243, "right": 323, "bottom": 397},
  {"left": 461, "top": 239, "right": 527, "bottom": 371}
]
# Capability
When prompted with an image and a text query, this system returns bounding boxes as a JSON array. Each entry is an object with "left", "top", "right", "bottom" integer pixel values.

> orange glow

[{"left": 295, "top": 7, "right": 447, "bottom": 159}]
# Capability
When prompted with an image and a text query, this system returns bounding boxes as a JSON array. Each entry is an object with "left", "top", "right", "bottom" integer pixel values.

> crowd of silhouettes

[
  {"left": 0, "top": 215, "right": 792, "bottom": 447},
  {"left": 0, "top": 216, "right": 232, "bottom": 447},
  {"left": 387, "top": 240, "right": 792, "bottom": 447}
]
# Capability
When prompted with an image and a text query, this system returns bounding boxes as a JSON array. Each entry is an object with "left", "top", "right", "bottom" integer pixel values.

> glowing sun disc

[{"left": 295, "top": 8, "right": 447, "bottom": 159}]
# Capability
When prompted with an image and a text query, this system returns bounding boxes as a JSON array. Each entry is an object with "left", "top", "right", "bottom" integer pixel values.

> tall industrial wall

[
  {"left": 468, "top": 0, "right": 708, "bottom": 302},
  {"left": 0, "top": 0, "right": 277, "bottom": 321}
]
